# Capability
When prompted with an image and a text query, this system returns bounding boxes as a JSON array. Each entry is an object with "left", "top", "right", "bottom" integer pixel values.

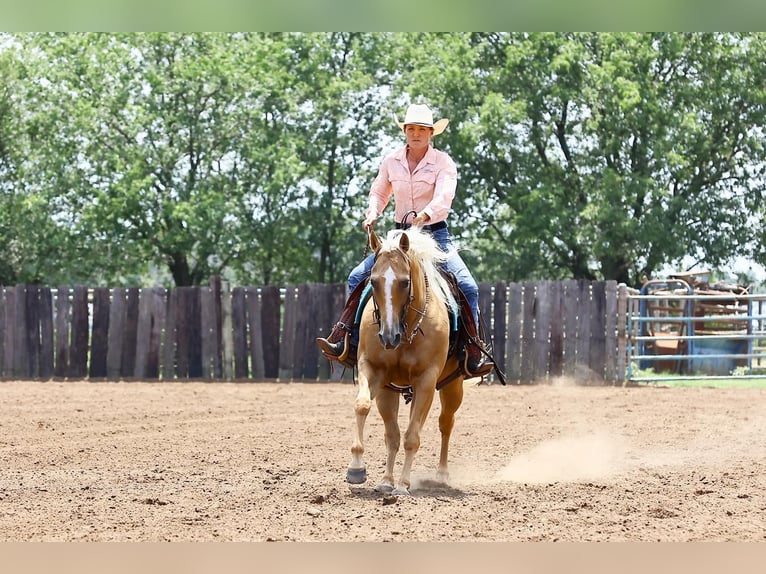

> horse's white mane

[{"left": 381, "top": 228, "right": 458, "bottom": 313}]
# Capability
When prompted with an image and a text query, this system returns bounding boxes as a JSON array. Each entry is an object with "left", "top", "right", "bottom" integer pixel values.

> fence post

[{"left": 221, "top": 281, "right": 234, "bottom": 380}]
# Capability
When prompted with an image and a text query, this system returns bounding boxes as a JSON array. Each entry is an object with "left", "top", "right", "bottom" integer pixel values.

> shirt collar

[{"left": 397, "top": 144, "right": 436, "bottom": 165}]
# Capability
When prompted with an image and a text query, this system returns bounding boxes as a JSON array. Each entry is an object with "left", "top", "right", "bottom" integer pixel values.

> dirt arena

[{"left": 0, "top": 379, "right": 764, "bottom": 542}]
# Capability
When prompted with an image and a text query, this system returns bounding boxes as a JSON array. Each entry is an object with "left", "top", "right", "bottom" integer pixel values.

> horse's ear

[
  {"left": 399, "top": 231, "right": 410, "bottom": 253},
  {"left": 369, "top": 228, "right": 381, "bottom": 252}
]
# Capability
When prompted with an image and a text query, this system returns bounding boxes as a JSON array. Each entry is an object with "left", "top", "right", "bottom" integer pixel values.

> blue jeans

[{"left": 348, "top": 226, "right": 480, "bottom": 343}]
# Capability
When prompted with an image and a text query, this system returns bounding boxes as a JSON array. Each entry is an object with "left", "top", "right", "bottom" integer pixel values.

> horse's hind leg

[
  {"left": 347, "top": 373, "right": 373, "bottom": 484},
  {"left": 374, "top": 389, "right": 400, "bottom": 493},
  {"left": 436, "top": 378, "right": 464, "bottom": 485}
]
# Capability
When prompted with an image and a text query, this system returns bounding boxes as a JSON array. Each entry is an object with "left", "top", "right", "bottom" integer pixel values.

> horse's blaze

[
  {"left": 382, "top": 266, "right": 397, "bottom": 334},
  {"left": 376, "top": 261, "right": 404, "bottom": 349}
]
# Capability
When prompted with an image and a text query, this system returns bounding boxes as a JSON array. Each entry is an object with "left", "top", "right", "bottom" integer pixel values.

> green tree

[
  {"left": 4, "top": 33, "right": 766, "bottom": 289},
  {"left": 15, "top": 33, "right": 314, "bottom": 286},
  {"left": 289, "top": 32, "right": 393, "bottom": 284},
  {"left": 397, "top": 32, "right": 766, "bottom": 286}
]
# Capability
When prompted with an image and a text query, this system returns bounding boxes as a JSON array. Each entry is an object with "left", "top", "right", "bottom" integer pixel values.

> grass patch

[{"left": 628, "top": 365, "right": 766, "bottom": 388}]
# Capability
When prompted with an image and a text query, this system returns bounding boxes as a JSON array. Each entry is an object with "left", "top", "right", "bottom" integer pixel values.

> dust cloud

[{"left": 494, "top": 432, "right": 628, "bottom": 484}]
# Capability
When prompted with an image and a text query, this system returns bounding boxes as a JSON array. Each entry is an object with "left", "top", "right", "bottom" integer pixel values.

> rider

[{"left": 316, "top": 103, "right": 493, "bottom": 377}]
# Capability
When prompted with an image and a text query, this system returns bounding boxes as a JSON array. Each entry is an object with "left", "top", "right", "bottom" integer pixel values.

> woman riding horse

[{"left": 316, "top": 103, "right": 493, "bottom": 378}]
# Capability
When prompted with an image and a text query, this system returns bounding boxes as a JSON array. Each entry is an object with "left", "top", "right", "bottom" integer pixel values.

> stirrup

[
  {"left": 463, "top": 354, "right": 494, "bottom": 378},
  {"left": 317, "top": 332, "right": 353, "bottom": 366}
]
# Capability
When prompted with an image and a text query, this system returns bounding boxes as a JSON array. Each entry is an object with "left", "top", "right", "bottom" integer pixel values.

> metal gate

[{"left": 626, "top": 277, "right": 766, "bottom": 383}]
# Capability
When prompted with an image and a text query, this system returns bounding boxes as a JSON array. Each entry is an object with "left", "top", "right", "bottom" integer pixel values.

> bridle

[
  {"left": 370, "top": 247, "right": 431, "bottom": 345},
  {"left": 368, "top": 216, "right": 431, "bottom": 345}
]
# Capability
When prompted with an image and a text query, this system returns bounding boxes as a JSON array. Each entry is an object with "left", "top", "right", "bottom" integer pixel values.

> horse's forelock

[{"left": 381, "top": 228, "right": 457, "bottom": 313}]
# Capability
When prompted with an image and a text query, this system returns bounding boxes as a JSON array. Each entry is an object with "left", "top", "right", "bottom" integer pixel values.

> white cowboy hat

[{"left": 394, "top": 103, "right": 449, "bottom": 136}]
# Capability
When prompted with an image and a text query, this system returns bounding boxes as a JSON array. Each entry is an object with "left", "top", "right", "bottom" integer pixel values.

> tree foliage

[{"left": 0, "top": 32, "right": 764, "bottom": 288}]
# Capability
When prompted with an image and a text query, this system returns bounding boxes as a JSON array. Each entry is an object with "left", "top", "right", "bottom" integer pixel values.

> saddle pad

[{"left": 355, "top": 282, "right": 458, "bottom": 332}]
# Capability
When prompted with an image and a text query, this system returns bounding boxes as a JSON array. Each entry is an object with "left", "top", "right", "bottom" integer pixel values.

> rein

[
  {"left": 403, "top": 269, "right": 429, "bottom": 344},
  {"left": 396, "top": 210, "right": 429, "bottom": 343}
]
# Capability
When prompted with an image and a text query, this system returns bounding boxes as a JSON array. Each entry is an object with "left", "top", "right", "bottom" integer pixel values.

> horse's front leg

[
  {"left": 374, "top": 388, "right": 401, "bottom": 493},
  {"left": 347, "top": 371, "right": 373, "bottom": 484},
  {"left": 395, "top": 376, "right": 437, "bottom": 495}
]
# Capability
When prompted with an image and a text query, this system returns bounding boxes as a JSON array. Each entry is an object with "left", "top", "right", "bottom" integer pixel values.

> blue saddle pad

[{"left": 355, "top": 282, "right": 458, "bottom": 332}]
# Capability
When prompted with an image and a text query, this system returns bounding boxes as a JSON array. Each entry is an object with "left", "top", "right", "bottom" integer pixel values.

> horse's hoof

[
  {"left": 391, "top": 487, "right": 410, "bottom": 497},
  {"left": 346, "top": 467, "right": 367, "bottom": 484},
  {"left": 375, "top": 481, "right": 394, "bottom": 494}
]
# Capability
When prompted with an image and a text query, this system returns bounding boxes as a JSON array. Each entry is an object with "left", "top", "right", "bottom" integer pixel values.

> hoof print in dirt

[{"left": 381, "top": 495, "right": 398, "bottom": 506}]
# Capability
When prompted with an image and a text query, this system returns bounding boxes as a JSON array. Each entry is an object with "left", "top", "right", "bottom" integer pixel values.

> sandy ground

[{"left": 0, "top": 379, "right": 764, "bottom": 542}]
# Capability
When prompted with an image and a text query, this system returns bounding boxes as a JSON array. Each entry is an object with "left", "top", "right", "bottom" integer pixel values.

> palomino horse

[{"left": 346, "top": 226, "right": 465, "bottom": 496}]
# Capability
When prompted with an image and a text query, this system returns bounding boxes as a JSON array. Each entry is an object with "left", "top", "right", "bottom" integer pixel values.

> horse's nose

[{"left": 379, "top": 331, "right": 401, "bottom": 350}]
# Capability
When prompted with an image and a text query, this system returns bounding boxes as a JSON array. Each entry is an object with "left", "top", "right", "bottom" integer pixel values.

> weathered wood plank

[
  {"left": 161, "top": 287, "right": 176, "bottom": 380},
  {"left": 314, "top": 283, "right": 333, "bottom": 381},
  {"left": 291, "top": 284, "right": 309, "bottom": 380},
  {"left": 89, "top": 287, "right": 110, "bottom": 379},
  {"left": 38, "top": 287, "right": 54, "bottom": 380},
  {"left": 604, "top": 280, "right": 618, "bottom": 383},
  {"left": 575, "top": 280, "right": 592, "bottom": 383},
  {"left": 520, "top": 282, "right": 536, "bottom": 383},
  {"left": 133, "top": 288, "right": 153, "bottom": 379},
  {"left": 280, "top": 286, "right": 297, "bottom": 380},
  {"left": 25, "top": 285, "right": 40, "bottom": 378},
  {"left": 54, "top": 287, "right": 69, "bottom": 379},
  {"left": 302, "top": 284, "right": 323, "bottom": 381},
  {"left": 562, "top": 280, "right": 579, "bottom": 378},
  {"left": 260, "top": 286, "right": 280, "bottom": 379},
  {"left": 209, "top": 276, "right": 223, "bottom": 379},
  {"left": 122, "top": 288, "right": 139, "bottom": 379},
  {"left": 617, "top": 283, "right": 629, "bottom": 386},
  {"left": 148, "top": 287, "right": 166, "bottom": 380},
  {"left": 199, "top": 286, "right": 217, "bottom": 379},
  {"left": 187, "top": 287, "right": 202, "bottom": 378},
  {"left": 231, "top": 287, "right": 248, "bottom": 379},
  {"left": 548, "top": 281, "right": 564, "bottom": 378},
  {"left": 533, "top": 281, "right": 552, "bottom": 381},
  {"left": 14, "top": 285, "right": 28, "bottom": 378},
  {"left": 69, "top": 286, "right": 89, "bottom": 379},
  {"left": 0, "top": 288, "right": 6, "bottom": 377},
  {"left": 186, "top": 287, "right": 204, "bottom": 379},
  {"left": 221, "top": 282, "right": 234, "bottom": 380},
  {"left": 492, "top": 282, "right": 507, "bottom": 375},
  {"left": 174, "top": 288, "right": 190, "bottom": 378},
  {"left": 246, "top": 287, "right": 264, "bottom": 380},
  {"left": 589, "top": 281, "right": 607, "bottom": 382},
  {"left": 107, "top": 288, "right": 126, "bottom": 380},
  {"left": 505, "top": 282, "right": 523, "bottom": 383}
]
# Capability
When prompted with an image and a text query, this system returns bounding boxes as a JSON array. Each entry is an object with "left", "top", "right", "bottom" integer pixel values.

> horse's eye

[{"left": 400, "top": 279, "right": 410, "bottom": 289}]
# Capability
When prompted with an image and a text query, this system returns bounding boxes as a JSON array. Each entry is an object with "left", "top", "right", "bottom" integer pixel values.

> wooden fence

[{"left": 0, "top": 278, "right": 629, "bottom": 384}]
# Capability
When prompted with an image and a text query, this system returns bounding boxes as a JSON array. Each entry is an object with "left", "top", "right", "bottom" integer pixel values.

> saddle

[{"left": 335, "top": 271, "right": 505, "bottom": 386}]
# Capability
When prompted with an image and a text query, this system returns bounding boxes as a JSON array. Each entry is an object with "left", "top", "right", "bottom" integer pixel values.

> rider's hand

[
  {"left": 412, "top": 211, "right": 431, "bottom": 227},
  {"left": 362, "top": 215, "right": 377, "bottom": 231}
]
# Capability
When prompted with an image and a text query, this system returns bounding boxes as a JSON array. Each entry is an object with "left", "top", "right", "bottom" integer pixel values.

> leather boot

[
  {"left": 316, "top": 338, "right": 344, "bottom": 358},
  {"left": 315, "top": 281, "right": 367, "bottom": 369},
  {"left": 316, "top": 332, "right": 357, "bottom": 368},
  {"left": 465, "top": 341, "right": 493, "bottom": 378}
]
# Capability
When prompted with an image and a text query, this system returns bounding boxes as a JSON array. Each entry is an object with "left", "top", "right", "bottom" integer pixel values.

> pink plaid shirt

[{"left": 365, "top": 144, "right": 457, "bottom": 225}]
